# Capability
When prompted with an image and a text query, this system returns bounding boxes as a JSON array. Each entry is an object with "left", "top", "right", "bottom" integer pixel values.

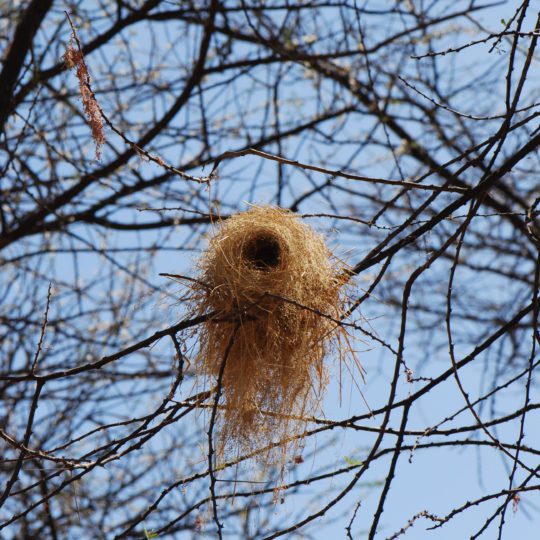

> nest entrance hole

[{"left": 242, "top": 234, "right": 282, "bottom": 270}]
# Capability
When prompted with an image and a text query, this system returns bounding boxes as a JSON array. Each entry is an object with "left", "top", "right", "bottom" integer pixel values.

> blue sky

[{"left": 3, "top": 1, "right": 540, "bottom": 538}]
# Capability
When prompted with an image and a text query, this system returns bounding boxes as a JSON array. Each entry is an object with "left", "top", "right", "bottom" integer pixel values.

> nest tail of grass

[{"left": 193, "top": 206, "right": 350, "bottom": 466}]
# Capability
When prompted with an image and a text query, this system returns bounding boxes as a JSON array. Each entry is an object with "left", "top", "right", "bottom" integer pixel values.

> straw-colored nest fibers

[{"left": 193, "top": 206, "right": 347, "bottom": 461}]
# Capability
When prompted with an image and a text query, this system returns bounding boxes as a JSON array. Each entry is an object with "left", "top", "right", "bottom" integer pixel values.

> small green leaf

[
  {"left": 501, "top": 18, "right": 506, "bottom": 25},
  {"left": 344, "top": 456, "right": 363, "bottom": 466},
  {"left": 144, "top": 527, "right": 158, "bottom": 539}
]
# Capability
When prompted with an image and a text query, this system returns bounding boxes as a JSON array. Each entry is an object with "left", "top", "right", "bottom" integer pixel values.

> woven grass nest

[{"left": 193, "top": 206, "right": 352, "bottom": 464}]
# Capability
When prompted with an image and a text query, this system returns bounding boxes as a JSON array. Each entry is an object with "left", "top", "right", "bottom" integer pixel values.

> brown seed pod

[{"left": 192, "top": 206, "right": 351, "bottom": 464}]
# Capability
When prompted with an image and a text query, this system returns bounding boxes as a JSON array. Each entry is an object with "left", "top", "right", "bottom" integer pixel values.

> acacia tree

[{"left": 1, "top": 0, "right": 540, "bottom": 538}]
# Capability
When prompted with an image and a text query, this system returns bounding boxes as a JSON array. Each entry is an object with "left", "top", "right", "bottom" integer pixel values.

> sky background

[{"left": 3, "top": 0, "right": 540, "bottom": 538}]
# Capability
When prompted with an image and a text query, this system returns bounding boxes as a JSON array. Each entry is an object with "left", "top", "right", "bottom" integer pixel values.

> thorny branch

[{"left": 1, "top": 1, "right": 540, "bottom": 538}]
